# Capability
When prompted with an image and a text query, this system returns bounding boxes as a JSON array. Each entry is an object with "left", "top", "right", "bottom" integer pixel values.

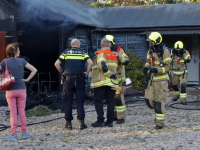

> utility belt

[{"left": 62, "top": 73, "right": 85, "bottom": 84}]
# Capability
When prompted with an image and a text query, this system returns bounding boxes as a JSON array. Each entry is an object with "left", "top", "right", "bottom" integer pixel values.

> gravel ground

[{"left": 0, "top": 89, "right": 200, "bottom": 150}]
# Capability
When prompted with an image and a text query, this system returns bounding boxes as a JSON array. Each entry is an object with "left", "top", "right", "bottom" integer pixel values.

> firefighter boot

[
  {"left": 116, "top": 119, "right": 125, "bottom": 124},
  {"left": 155, "top": 125, "right": 163, "bottom": 130},
  {"left": 172, "top": 98, "right": 178, "bottom": 102},
  {"left": 65, "top": 120, "right": 72, "bottom": 130},
  {"left": 79, "top": 120, "right": 87, "bottom": 130}
]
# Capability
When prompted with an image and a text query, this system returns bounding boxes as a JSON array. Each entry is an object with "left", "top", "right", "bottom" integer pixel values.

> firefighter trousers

[
  {"left": 172, "top": 73, "right": 188, "bottom": 103},
  {"left": 114, "top": 85, "right": 126, "bottom": 120},
  {"left": 145, "top": 80, "right": 168, "bottom": 127}
]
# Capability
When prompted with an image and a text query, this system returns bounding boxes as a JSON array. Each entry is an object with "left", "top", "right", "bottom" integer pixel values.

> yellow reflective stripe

[
  {"left": 116, "top": 106, "right": 126, "bottom": 109},
  {"left": 163, "top": 57, "right": 172, "bottom": 63},
  {"left": 180, "top": 93, "right": 187, "bottom": 98},
  {"left": 184, "top": 55, "right": 190, "bottom": 60},
  {"left": 172, "top": 70, "right": 188, "bottom": 75},
  {"left": 145, "top": 63, "right": 150, "bottom": 66},
  {"left": 120, "top": 56, "right": 125, "bottom": 63},
  {"left": 156, "top": 113, "right": 165, "bottom": 120},
  {"left": 103, "top": 70, "right": 111, "bottom": 76},
  {"left": 107, "top": 63, "right": 118, "bottom": 67},
  {"left": 154, "top": 61, "right": 160, "bottom": 65},
  {"left": 97, "top": 58, "right": 106, "bottom": 63},
  {"left": 173, "top": 91, "right": 180, "bottom": 95},
  {"left": 151, "top": 109, "right": 155, "bottom": 113},
  {"left": 118, "top": 77, "right": 126, "bottom": 81},
  {"left": 180, "top": 60, "right": 185, "bottom": 63},
  {"left": 92, "top": 65, "right": 98, "bottom": 69},
  {"left": 91, "top": 79, "right": 118, "bottom": 88},
  {"left": 66, "top": 56, "right": 83, "bottom": 60},
  {"left": 59, "top": 55, "right": 65, "bottom": 59},
  {"left": 116, "top": 110, "right": 126, "bottom": 112},
  {"left": 162, "top": 67, "right": 165, "bottom": 73},
  {"left": 152, "top": 75, "right": 169, "bottom": 80},
  {"left": 122, "top": 53, "right": 126, "bottom": 57}
]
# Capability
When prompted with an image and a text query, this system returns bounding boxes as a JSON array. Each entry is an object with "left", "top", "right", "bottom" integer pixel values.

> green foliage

[
  {"left": 26, "top": 105, "right": 61, "bottom": 117},
  {"left": 125, "top": 50, "right": 146, "bottom": 91}
]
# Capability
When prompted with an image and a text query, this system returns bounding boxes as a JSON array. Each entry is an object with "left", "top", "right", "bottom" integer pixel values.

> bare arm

[
  {"left": 55, "top": 59, "right": 63, "bottom": 74},
  {"left": 85, "top": 58, "right": 93, "bottom": 76},
  {"left": 23, "top": 63, "right": 37, "bottom": 82}
]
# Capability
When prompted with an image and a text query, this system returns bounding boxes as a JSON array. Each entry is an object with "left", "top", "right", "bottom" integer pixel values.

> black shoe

[
  {"left": 116, "top": 119, "right": 125, "bottom": 124},
  {"left": 182, "top": 102, "right": 187, "bottom": 105},
  {"left": 172, "top": 98, "right": 178, "bottom": 102},
  {"left": 155, "top": 125, "right": 162, "bottom": 130},
  {"left": 79, "top": 120, "right": 87, "bottom": 130},
  {"left": 65, "top": 120, "right": 72, "bottom": 130},
  {"left": 114, "top": 118, "right": 118, "bottom": 121},
  {"left": 104, "top": 121, "right": 113, "bottom": 127},
  {"left": 91, "top": 121, "right": 104, "bottom": 127}
]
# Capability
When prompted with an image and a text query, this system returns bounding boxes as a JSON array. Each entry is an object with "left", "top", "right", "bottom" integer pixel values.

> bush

[
  {"left": 125, "top": 50, "right": 147, "bottom": 91},
  {"left": 26, "top": 105, "right": 61, "bottom": 117}
]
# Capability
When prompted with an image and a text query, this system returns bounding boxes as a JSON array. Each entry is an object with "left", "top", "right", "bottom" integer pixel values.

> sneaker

[
  {"left": 104, "top": 121, "right": 113, "bottom": 127},
  {"left": 21, "top": 132, "right": 32, "bottom": 139},
  {"left": 5, "top": 134, "right": 17, "bottom": 141},
  {"left": 155, "top": 125, "right": 163, "bottom": 130},
  {"left": 116, "top": 119, "right": 125, "bottom": 124},
  {"left": 91, "top": 121, "right": 104, "bottom": 127}
]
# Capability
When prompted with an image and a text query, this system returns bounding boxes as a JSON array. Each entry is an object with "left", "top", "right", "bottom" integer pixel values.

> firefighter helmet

[
  {"left": 146, "top": 32, "right": 162, "bottom": 45},
  {"left": 103, "top": 35, "right": 116, "bottom": 45},
  {"left": 174, "top": 41, "right": 184, "bottom": 50}
]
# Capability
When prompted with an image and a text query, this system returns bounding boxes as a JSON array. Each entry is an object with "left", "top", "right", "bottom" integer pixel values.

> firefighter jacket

[
  {"left": 58, "top": 47, "right": 89, "bottom": 75},
  {"left": 91, "top": 47, "right": 119, "bottom": 90},
  {"left": 115, "top": 46, "right": 129, "bottom": 84},
  {"left": 145, "top": 46, "right": 172, "bottom": 82},
  {"left": 171, "top": 50, "right": 191, "bottom": 75}
]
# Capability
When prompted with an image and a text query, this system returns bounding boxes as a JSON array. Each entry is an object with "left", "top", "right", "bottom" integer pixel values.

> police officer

[
  {"left": 171, "top": 41, "right": 191, "bottom": 105},
  {"left": 103, "top": 35, "right": 129, "bottom": 124},
  {"left": 91, "top": 39, "right": 118, "bottom": 127},
  {"left": 143, "top": 32, "right": 172, "bottom": 129},
  {"left": 55, "top": 39, "right": 93, "bottom": 130}
]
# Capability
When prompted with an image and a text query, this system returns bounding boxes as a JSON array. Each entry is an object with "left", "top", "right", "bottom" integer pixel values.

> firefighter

[
  {"left": 171, "top": 41, "right": 191, "bottom": 105},
  {"left": 55, "top": 39, "right": 93, "bottom": 130},
  {"left": 143, "top": 32, "right": 172, "bottom": 129},
  {"left": 103, "top": 35, "right": 129, "bottom": 124},
  {"left": 91, "top": 39, "right": 118, "bottom": 127}
]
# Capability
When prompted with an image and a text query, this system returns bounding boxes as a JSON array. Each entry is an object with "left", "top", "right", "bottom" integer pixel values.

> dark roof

[
  {"left": 88, "top": 3, "right": 200, "bottom": 29},
  {"left": 139, "top": 29, "right": 200, "bottom": 35},
  {"left": 14, "top": 0, "right": 103, "bottom": 28}
]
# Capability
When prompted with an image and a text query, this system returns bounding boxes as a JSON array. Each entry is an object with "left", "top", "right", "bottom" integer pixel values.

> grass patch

[{"left": 26, "top": 105, "right": 61, "bottom": 117}]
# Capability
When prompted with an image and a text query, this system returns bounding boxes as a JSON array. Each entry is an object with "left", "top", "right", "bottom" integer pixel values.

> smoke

[{"left": 14, "top": 0, "right": 78, "bottom": 30}]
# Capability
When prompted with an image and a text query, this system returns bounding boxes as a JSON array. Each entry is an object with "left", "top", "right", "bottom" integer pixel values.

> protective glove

[
  {"left": 182, "top": 49, "right": 186, "bottom": 53},
  {"left": 143, "top": 67, "right": 148, "bottom": 74},
  {"left": 150, "top": 68, "right": 158, "bottom": 73},
  {"left": 110, "top": 74, "right": 117, "bottom": 79},
  {"left": 186, "top": 59, "right": 191, "bottom": 63}
]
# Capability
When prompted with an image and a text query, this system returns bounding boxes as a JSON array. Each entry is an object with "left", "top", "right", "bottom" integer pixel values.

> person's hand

[
  {"left": 22, "top": 79, "right": 29, "bottom": 82},
  {"left": 150, "top": 68, "right": 158, "bottom": 73},
  {"left": 186, "top": 59, "right": 190, "bottom": 63},
  {"left": 110, "top": 73, "right": 117, "bottom": 79},
  {"left": 84, "top": 72, "right": 89, "bottom": 76},
  {"left": 143, "top": 67, "right": 148, "bottom": 74},
  {"left": 112, "top": 51, "right": 119, "bottom": 57}
]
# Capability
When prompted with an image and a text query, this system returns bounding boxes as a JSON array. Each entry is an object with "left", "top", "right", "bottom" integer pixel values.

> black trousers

[
  {"left": 94, "top": 86, "right": 116, "bottom": 123},
  {"left": 63, "top": 78, "right": 85, "bottom": 121}
]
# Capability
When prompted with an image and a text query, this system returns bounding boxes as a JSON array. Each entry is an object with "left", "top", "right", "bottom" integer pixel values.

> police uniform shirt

[{"left": 59, "top": 47, "right": 90, "bottom": 75}]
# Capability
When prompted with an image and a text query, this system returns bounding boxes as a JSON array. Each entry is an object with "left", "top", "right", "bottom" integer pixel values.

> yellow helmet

[
  {"left": 103, "top": 35, "right": 116, "bottom": 45},
  {"left": 147, "top": 32, "right": 162, "bottom": 45},
  {"left": 174, "top": 41, "right": 184, "bottom": 50}
]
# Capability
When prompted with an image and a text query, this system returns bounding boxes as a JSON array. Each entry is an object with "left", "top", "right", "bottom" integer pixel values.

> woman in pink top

[{"left": 0, "top": 43, "right": 37, "bottom": 141}]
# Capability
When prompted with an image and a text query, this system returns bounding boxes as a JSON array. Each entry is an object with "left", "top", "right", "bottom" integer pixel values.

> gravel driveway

[{"left": 0, "top": 89, "right": 200, "bottom": 150}]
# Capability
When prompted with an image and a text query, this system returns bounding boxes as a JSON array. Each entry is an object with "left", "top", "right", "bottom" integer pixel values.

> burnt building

[{"left": 0, "top": 0, "right": 200, "bottom": 92}]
